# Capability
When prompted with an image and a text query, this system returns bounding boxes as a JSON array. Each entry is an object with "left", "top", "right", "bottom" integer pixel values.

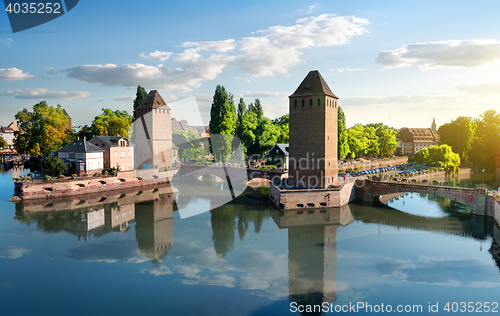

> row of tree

[
  {"left": 209, "top": 85, "right": 288, "bottom": 161},
  {"left": 438, "top": 110, "right": 500, "bottom": 169},
  {"left": 13, "top": 101, "right": 134, "bottom": 156},
  {"left": 414, "top": 144, "right": 461, "bottom": 174}
]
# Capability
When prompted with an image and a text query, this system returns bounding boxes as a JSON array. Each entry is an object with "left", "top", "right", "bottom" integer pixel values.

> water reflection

[
  {"left": 7, "top": 177, "right": 500, "bottom": 315},
  {"left": 272, "top": 206, "right": 354, "bottom": 311}
]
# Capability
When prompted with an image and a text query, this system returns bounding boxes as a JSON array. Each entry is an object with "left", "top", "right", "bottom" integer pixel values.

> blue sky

[{"left": 2, "top": 0, "right": 500, "bottom": 128}]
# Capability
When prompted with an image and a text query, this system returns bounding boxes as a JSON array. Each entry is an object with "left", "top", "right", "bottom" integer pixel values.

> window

[
  {"left": 120, "top": 151, "right": 125, "bottom": 158},
  {"left": 302, "top": 99, "right": 304, "bottom": 106},
  {"left": 294, "top": 100, "right": 297, "bottom": 107},
  {"left": 60, "top": 152, "right": 66, "bottom": 158},
  {"left": 78, "top": 153, "right": 83, "bottom": 159},
  {"left": 114, "top": 152, "right": 117, "bottom": 158},
  {"left": 128, "top": 150, "right": 131, "bottom": 157},
  {"left": 309, "top": 99, "right": 312, "bottom": 106},
  {"left": 88, "top": 162, "right": 92, "bottom": 170},
  {"left": 317, "top": 99, "right": 320, "bottom": 105},
  {"left": 128, "top": 161, "right": 131, "bottom": 168},
  {"left": 69, "top": 152, "right": 75, "bottom": 159}
]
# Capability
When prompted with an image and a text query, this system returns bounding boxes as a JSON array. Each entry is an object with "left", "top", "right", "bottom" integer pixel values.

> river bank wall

[{"left": 14, "top": 169, "right": 178, "bottom": 200}]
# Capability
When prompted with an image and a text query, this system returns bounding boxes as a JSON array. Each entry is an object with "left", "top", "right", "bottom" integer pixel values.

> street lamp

[
  {"left": 482, "top": 168, "right": 485, "bottom": 186},
  {"left": 379, "top": 163, "right": 382, "bottom": 181}
]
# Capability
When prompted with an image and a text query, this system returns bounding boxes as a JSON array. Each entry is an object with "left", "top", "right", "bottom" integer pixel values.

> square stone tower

[
  {"left": 134, "top": 90, "right": 173, "bottom": 169},
  {"left": 288, "top": 70, "right": 338, "bottom": 189}
]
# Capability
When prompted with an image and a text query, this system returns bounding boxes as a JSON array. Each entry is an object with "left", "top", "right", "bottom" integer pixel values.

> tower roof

[
  {"left": 137, "top": 90, "right": 170, "bottom": 110},
  {"left": 290, "top": 70, "right": 337, "bottom": 98}
]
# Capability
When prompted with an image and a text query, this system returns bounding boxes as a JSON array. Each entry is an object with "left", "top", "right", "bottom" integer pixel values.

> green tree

[
  {"left": 469, "top": 110, "right": 500, "bottom": 169},
  {"left": 438, "top": 116, "right": 476, "bottom": 163},
  {"left": 376, "top": 126, "right": 398, "bottom": 157},
  {"left": 346, "top": 124, "right": 366, "bottom": 158},
  {"left": 236, "top": 98, "right": 246, "bottom": 142},
  {"left": 91, "top": 108, "right": 134, "bottom": 138},
  {"left": 416, "top": 145, "right": 461, "bottom": 174},
  {"left": 0, "top": 136, "right": 7, "bottom": 148},
  {"left": 272, "top": 114, "right": 289, "bottom": 144},
  {"left": 209, "top": 85, "right": 237, "bottom": 161},
  {"left": 337, "top": 106, "right": 350, "bottom": 159},
  {"left": 133, "top": 85, "right": 148, "bottom": 119},
  {"left": 239, "top": 110, "right": 258, "bottom": 154},
  {"left": 42, "top": 156, "right": 67, "bottom": 175},
  {"left": 14, "top": 101, "right": 73, "bottom": 155}
]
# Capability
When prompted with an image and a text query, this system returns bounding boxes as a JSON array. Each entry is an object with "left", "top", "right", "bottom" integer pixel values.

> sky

[{"left": 1, "top": 0, "right": 500, "bottom": 129}]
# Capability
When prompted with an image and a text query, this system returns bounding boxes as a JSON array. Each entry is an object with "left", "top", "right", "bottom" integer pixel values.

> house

[
  {"left": 266, "top": 143, "right": 289, "bottom": 169},
  {"left": 397, "top": 126, "right": 439, "bottom": 158},
  {"left": 57, "top": 138, "right": 104, "bottom": 176},
  {"left": 89, "top": 136, "right": 135, "bottom": 171},
  {"left": 0, "top": 125, "right": 15, "bottom": 148}
]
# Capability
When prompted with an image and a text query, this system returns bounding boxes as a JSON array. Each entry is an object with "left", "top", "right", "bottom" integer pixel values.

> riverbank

[{"left": 13, "top": 169, "right": 178, "bottom": 200}]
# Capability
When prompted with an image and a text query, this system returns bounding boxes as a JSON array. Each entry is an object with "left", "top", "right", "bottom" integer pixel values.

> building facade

[
  {"left": 90, "top": 136, "right": 135, "bottom": 171},
  {"left": 0, "top": 125, "right": 15, "bottom": 148},
  {"left": 288, "top": 70, "right": 338, "bottom": 189},
  {"left": 134, "top": 90, "right": 173, "bottom": 169},
  {"left": 397, "top": 127, "right": 439, "bottom": 158},
  {"left": 57, "top": 139, "right": 104, "bottom": 176},
  {"left": 266, "top": 143, "right": 289, "bottom": 169}
]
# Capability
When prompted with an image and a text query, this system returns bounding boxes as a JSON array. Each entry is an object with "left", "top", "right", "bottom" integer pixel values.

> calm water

[{"left": 1, "top": 168, "right": 500, "bottom": 316}]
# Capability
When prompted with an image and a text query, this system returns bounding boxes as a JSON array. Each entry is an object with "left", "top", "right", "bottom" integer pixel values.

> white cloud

[
  {"left": 376, "top": 39, "right": 500, "bottom": 70},
  {"left": 0, "top": 67, "right": 34, "bottom": 81},
  {"left": 113, "top": 96, "right": 135, "bottom": 101},
  {"left": 1, "top": 38, "right": 13, "bottom": 46},
  {"left": 337, "top": 68, "right": 363, "bottom": 73},
  {"left": 9, "top": 88, "right": 89, "bottom": 101},
  {"left": 454, "top": 81, "right": 500, "bottom": 95},
  {"left": 66, "top": 14, "right": 368, "bottom": 91},
  {"left": 141, "top": 266, "right": 173, "bottom": 276},
  {"left": 45, "top": 67, "right": 57, "bottom": 74},
  {"left": 308, "top": 4, "right": 319, "bottom": 14},
  {"left": 181, "top": 39, "right": 237, "bottom": 53},
  {"left": 140, "top": 51, "right": 174, "bottom": 62},
  {"left": 66, "top": 59, "right": 229, "bottom": 92},
  {"left": 232, "top": 14, "right": 369, "bottom": 76},
  {"left": 0, "top": 246, "right": 33, "bottom": 259}
]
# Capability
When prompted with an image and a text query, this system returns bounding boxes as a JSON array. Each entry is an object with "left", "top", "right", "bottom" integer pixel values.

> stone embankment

[{"left": 13, "top": 169, "right": 178, "bottom": 200}]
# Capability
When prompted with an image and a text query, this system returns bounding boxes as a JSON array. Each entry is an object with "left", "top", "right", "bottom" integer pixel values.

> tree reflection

[{"left": 210, "top": 195, "right": 270, "bottom": 258}]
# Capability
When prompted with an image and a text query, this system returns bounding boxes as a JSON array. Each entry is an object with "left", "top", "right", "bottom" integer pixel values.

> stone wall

[
  {"left": 270, "top": 180, "right": 356, "bottom": 210},
  {"left": 14, "top": 169, "right": 177, "bottom": 200}
]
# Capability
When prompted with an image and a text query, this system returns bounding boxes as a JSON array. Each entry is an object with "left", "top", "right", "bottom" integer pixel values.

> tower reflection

[{"left": 271, "top": 206, "right": 354, "bottom": 311}]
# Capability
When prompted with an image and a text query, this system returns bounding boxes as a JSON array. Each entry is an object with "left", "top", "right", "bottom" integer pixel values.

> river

[{"left": 1, "top": 167, "right": 499, "bottom": 315}]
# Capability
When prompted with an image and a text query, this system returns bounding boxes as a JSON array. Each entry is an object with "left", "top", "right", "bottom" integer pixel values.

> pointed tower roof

[
  {"left": 290, "top": 70, "right": 337, "bottom": 98},
  {"left": 137, "top": 90, "right": 170, "bottom": 110}
]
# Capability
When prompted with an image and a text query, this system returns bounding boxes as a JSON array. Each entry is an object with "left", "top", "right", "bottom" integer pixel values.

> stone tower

[
  {"left": 134, "top": 90, "right": 173, "bottom": 169},
  {"left": 431, "top": 117, "right": 437, "bottom": 132},
  {"left": 288, "top": 70, "right": 338, "bottom": 189}
]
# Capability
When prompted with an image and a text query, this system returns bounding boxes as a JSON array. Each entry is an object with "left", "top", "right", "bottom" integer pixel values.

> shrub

[
  {"left": 45, "top": 175, "right": 52, "bottom": 182},
  {"left": 83, "top": 173, "right": 89, "bottom": 177},
  {"left": 58, "top": 174, "right": 65, "bottom": 179}
]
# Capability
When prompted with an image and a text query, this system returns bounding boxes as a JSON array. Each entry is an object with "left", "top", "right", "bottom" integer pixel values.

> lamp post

[
  {"left": 379, "top": 163, "right": 382, "bottom": 181},
  {"left": 482, "top": 168, "right": 485, "bottom": 186}
]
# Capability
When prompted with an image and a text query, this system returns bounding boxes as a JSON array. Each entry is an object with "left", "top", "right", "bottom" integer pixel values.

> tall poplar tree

[
  {"left": 337, "top": 106, "right": 350, "bottom": 159},
  {"left": 133, "top": 85, "right": 148, "bottom": 119},
  {"left": 209, "top": 85, "right": 237, "bottom": 161}
]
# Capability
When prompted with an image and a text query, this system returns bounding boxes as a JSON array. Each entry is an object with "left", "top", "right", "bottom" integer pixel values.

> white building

[{"left": 57, "top": 139, "right": 104, "bottom": 176}]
